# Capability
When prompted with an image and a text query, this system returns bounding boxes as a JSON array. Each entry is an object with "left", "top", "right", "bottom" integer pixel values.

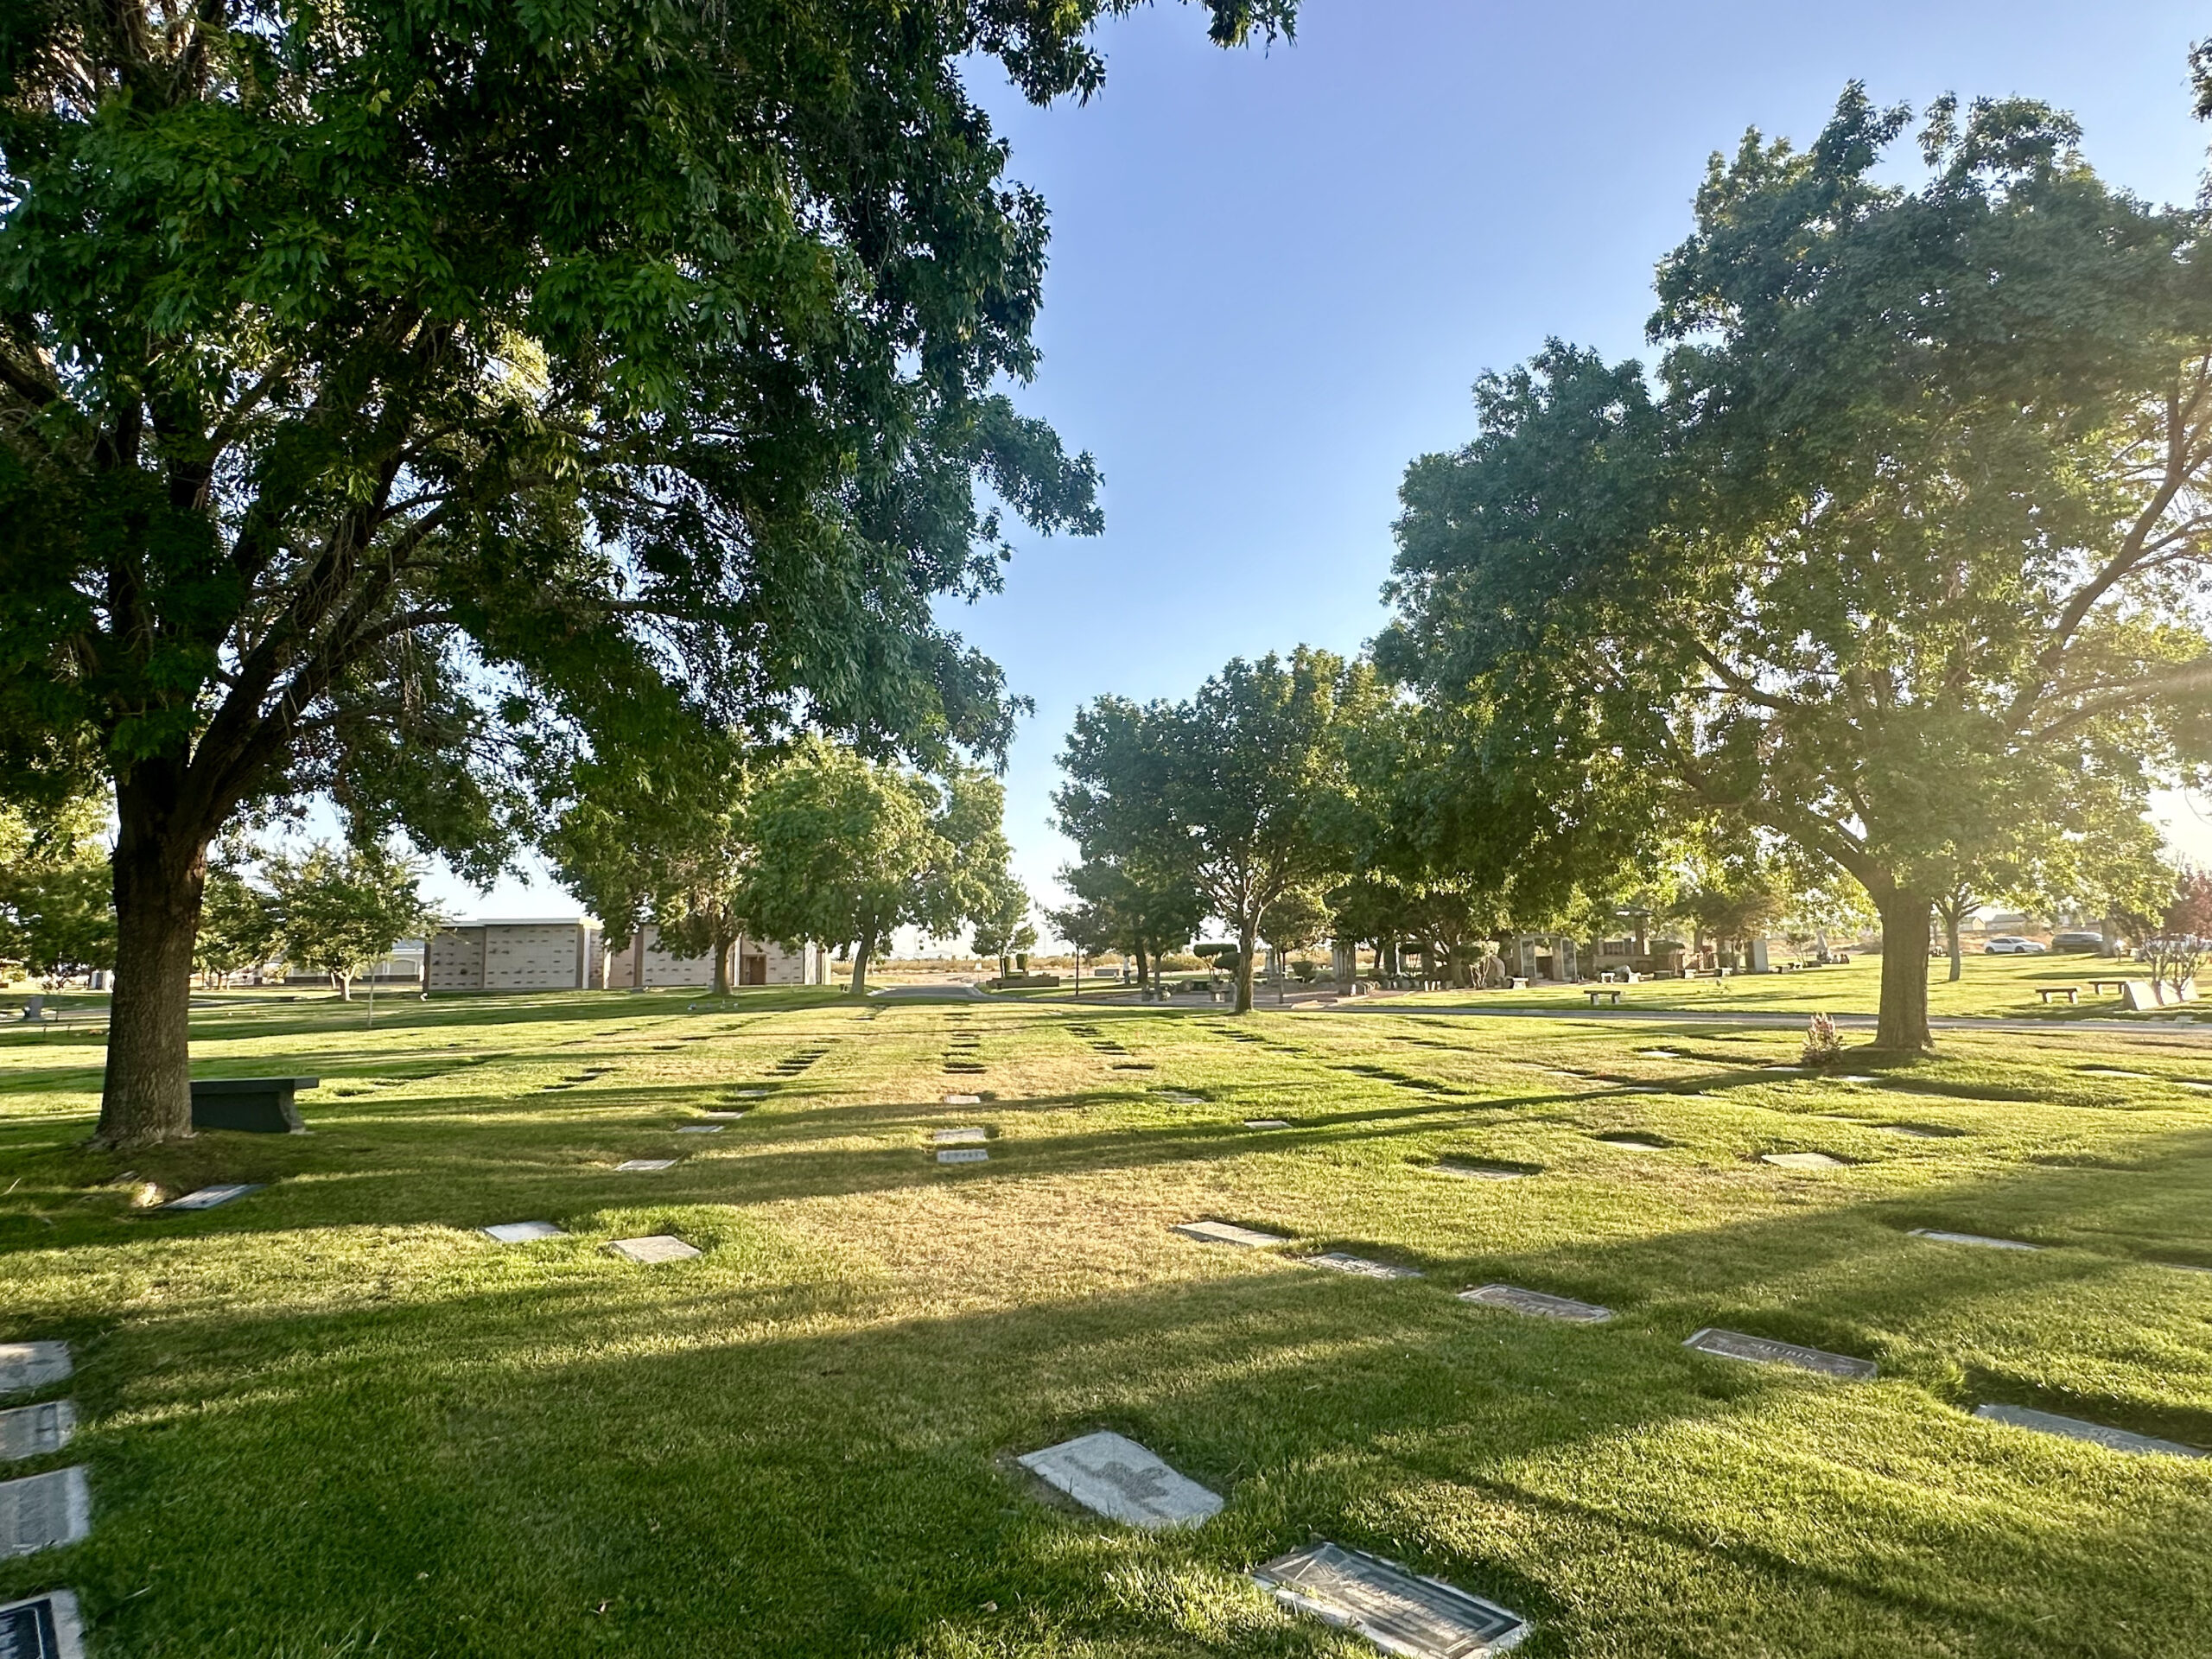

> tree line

[{"left": 1056, "top": 86, "right": 2212, "bottom": 1044}]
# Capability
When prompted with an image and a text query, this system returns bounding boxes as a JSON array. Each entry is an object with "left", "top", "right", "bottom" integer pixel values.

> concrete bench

[
  {"left": 1584, "top": 988, "right": 1624, "bottom": 1007},
  {"left": 2034, "top": 986, "right": 2081, "bottom": 1007},
  {"left": 190, "top": 1077, "right": 319, "bottom": 1134},
  {"left": 2088, "top": 979, "right": 2127, "bottom": 995}
]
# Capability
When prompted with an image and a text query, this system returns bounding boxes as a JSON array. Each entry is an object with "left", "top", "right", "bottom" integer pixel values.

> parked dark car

[{"left": 2050, "top": 930, "right": 2107, "bottom": 953}]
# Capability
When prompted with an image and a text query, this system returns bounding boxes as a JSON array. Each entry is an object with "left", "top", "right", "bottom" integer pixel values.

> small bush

[{"left": 1802, "top": 1012, "right": 1843, "bottom": 1068}]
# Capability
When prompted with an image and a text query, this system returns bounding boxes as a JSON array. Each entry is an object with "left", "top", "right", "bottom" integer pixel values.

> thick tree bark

[
  {"left": 1134, "top": 940, "right": 1150, "bottom": 988},
  {"left": 1945, "top": 909, "right": 1963, "bottom": 982},
  {"left": 332, "top": 970, "right": 353, "bottom": 1001},
  {"left": 99, "top": 810, "right": 210, "bottom": 1147},
  {"left": 849, "top": 934, "right": 873, "bottom": 995},
  {"left": 1232, "top": 917, "right": 1257, "bottom": 1014},
  {"left": 1875, "top": 886, "right": 1935, "bottom": 1052},
  {"left": 711, "top": 931, "right": 732, "bottom": 998}
]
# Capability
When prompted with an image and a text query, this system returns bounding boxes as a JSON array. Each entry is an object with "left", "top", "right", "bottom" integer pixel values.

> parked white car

[{"left": 1982, "top": 935, "right": 2048, "bottom": 955}]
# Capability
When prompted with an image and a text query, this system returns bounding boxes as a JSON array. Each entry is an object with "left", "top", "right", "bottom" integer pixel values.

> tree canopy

[
  {"left": 1382, "top": 88, "right": 2212, "bottom": 1049},
  {"left": 0, "top": 0, "right": 1294, "bottom": 1143}
]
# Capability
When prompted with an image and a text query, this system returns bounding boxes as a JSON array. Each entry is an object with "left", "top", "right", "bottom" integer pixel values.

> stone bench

[
  {"left": 2034, "top": 986, "right": 2080, "bottom": 1006},
  {"left": 2088, "top": 979, "right": 2127, "bottom": 995},
  {"left": 1583, "top": 988, "right": 1624, "bottom": 1007},
  {"left": 190, "top": 1077, "right": 319, "bottom": 1134}
]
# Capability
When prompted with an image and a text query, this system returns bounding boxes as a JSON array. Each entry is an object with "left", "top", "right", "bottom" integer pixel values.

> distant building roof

[{"left": 437, "top": 917, "right": 594, "bottom": 930}]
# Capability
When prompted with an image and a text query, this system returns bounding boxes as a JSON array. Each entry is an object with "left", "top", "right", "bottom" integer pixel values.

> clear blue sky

[{"left": 436, "top": 0, "right": 2212, "bottom": 937}]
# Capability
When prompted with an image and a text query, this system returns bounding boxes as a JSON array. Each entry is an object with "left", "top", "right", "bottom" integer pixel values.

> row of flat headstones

[
  {"left": 0, "top": 1340, "right": 90, "bottom": 1656},
  {"left": 1170, "top": 1219, "right": 2206, "bottom": 1458}
]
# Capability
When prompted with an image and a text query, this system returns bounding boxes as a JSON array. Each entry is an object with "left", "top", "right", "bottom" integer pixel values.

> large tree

[
  {"left": 741, "top": 741, "right": 1013, "bottom": 995},
  {"left": 0, "top": 0, "right": 1294, "bottom": 1144},
  {"left": 1056, "top": 648, "right": 1368, "bottom": 1013},
  {"left": 262, "top": 840, "right": 439, "bottom": 999},
  {"left": 0, "top": 792, "right": 114, "bottom": 983},
  {"left": 1385, "top": 89, "right": 2212, "bottom": 1051}
]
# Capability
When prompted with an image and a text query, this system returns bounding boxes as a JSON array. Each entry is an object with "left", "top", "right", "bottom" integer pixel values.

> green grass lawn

[
  {"left": 1389, "top": 949, "right": 2155, "bottom": 1021},
  {"left": 3, "top": 989, "right": 2211, "bottom": 1656}
]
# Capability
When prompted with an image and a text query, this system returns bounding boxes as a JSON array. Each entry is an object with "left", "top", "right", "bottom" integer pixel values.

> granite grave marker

[
  {"left": 1762, "top": 1151, "right": 1848, "bottom": 1169},
  {"left": 1014, "top": 1431, "right": 1223, "bottom": 1529},
  {"left": 1974, "top": 1403, "right": 2204, "bottom": 1458},
  {"left": 1910, "top": 1228, "right": 2040, "bottom": 1251},
  {"left": 0, "top": 1403, "right": 73, "bottom": 1463},
  {"left": 615, "top": 1159, "right": 677, "bottom": 1172},
  {"left": 1173, "top": 1220, "right": 1287, "bottom": 1248},
  {"left": 606, "top": 1236, "right": 701, "bottom": 1264},
  {"left": 1305, "top": 1252, "right": 1422, "bottom": 1280},
  {"left": 0, "top": 1346, "right": 68, "bottom": 1398},
  {"left": 1250, "top": 1541, "right": 1529, "bottom": 1659},
  {"left": 937, "top": 1147, "right": 989, "bottom": 1164},
  {"left": 0, "top": 1468, "right": 89, "bottom": 1558},
  {"left": 1684, "top": 1327, "right": 1877, "bottom": 1380},
  {"left": 1459, "top": 1284, "right": 1611, "bottom": 1323},
  {"left": 0, "top": 1589, "right": 84, "bottom": 1659},
  {"left": 163, "top": 1184, "right": 261, "bottom": 1211},
  {"left": 482, "top": 1221, "right": 565, "bottom": 1243}
]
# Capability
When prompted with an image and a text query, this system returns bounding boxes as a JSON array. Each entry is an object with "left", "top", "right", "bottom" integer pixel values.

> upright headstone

[
  {"left": 1250, "top": 1541, "right": 1529, "bottom": 1659},
  {"left": 0, "top": 1402, "right": 73, "bottom": 1463},
  {"left": 1974, "top": 1403, "right": 2204, "bottom": 1458},
  {"left": 1459, "top": 1284, "right": 1611, "bottom": 1323},
  {"left": 0, "top": 1589, "right": 84, "bottom": 1659},
  {"left": 0, "top": 1467, "right": 90, "bottom": 1558},
  {"left": 1016, "top": 1431, "right": 1224, "bottom": 1529},
  {"left": 0, "top": 1345, "right": 69, "bottom": 1398},
  {"left": 1683, "top": 1328, "right": 1877, "bottom": 1381},
  {"left": 482, "top": 1221, "right": 566, "bottom": 1243}
]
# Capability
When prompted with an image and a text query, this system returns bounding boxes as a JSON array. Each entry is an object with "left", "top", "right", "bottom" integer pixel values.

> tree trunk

[
  {"left": 1135, "top": 940, "right": 1150, "bottom": 988},
  {"left": 1945, "top": 908, "right": 1963, "bottom": 982},
  {"left": 849, "top": 933, "right": 874, "bottom": 995},
  {"left": 334, "top": 970, "right": 353, "bottom": 1001},
  {"left": 1875, "top": 886, "right": 1935, "bottom": 1052},
  {"left": 1232, "top": 917, "right": 1257, "bottom": 1014},
  {"left": 99, "top": 815, "right": 211, "bottom": 1147},
  {"left": 711, "top": 931, "right": 732, "bottom": 998}
]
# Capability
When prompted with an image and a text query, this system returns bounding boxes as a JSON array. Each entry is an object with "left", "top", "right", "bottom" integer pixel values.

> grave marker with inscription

[
  {"left": 606, "top": 1236, "right": 702, "bottom": 1264},
  {"left": 1974, "top": 1403, "right": 2204, "bottom": 1458},
  {"left": 0, "top": 1346, "right": 68, "bottom": 1398},
  {"left": 1683, "top": 1328, "right": 1877, "bottom": 1380},
  {"left": 482, "top": 1221, "right": 565, "bottom": 1243},
  {"left": 1251, "top": 1541, "right": 1529, "bottom": 1659},
  {"left": 1015, "top": 1431, "right": 1224, "bottom": 1529},
  {"left": 0, "top": 1468, "right": 89, "bottom": 1558},
  {"left": 1460, "top": 1284, "right": 1611, "bottom": 1322},
  {"left": 943, "top": 1093, "right": 982, "bottom": 1106},
  {"left": 1910, "top": 1229, "right": 2040, "bottom": 1251},
  {"left": 1305, "top": 1252, "right": 1422, "bottom": 1280},
  {"left": 0, "top": 1403, "right": 73, "bottom": 1463},
  {"left": 1173, "top": 1220, "right": 1288, "bottom": 1248},
  {"left": 936, "top": 1147, "right": 989, "bottom": 1164},
  {"left": 164, "top": 1184, "right": 261, "bottom": 1211},
  {"left": 0, "top": 1589, "right": 84, "bottom": 1659}
]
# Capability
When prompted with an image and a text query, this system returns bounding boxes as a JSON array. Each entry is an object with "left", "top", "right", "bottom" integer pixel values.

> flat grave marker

[
  {"left": 943, "top": 1093, "right": 982, "bottom": 1106},
  {"left": 1460, "top": 1284, "right": 1611, "bottom": 1323},
  {"left": 1015, "top": 1431, "right": 1223, "bottom": 1529},
  {"left": 615, "top": 1159, "right": 677, "bottom": 1173},
  {"left": 1974, "top": 1403, "right": 2204, "bottom": 1458},
  {"left": 1910, "top": 1228, "right": 2041, "bottom": 1252},
  {"left": 1878, "top": 1123, "right": 1952, "bottom": 1138},
  {"left": 0, "top": 1402, "right": 73, "bottom": 1463},
  {"left": 1251, "top": 1541, "right": 1529, "bottom": 1659},
  {"left": 1592, "top": 1135, "right": 1666, "bottom": 1152},
  {"left": 733, "top": 1088, "right": 770, "bottom": 1098},
  {"left": 163, "top": 1184, "right": 261, "bottom": 1211},
  {"left": 1836, "top": 1074, "right": 1878, "bottom": 1084},
  {"left": 1243, "top": 1118, "right": 1293, "bottom": 1130},
  {"left": 1434, "top": 1161, "right": 1532, "bottom": 1181},
  {"left": 1305, "top": 1251, "right": 1422, "bottom": 1281},
  {"left": 1158, "top": 1093, "right": 1205, "bottom": 1103},
  {"left": 931, "top": 1127, "right": 988, "bottom": 1145},
  {"left": 1636, "top": 1048, "right": 1680, "bottom": 1058},
  {"left": 0, "top": 1467, "right": 89, "bottom": 1558},
  {"left": 0, "top": 1345, "right": 69, "bottom": 1398},
  {"left": 482, "top": 1221, "right": 566, "bottom": 1243},
  {"left": 606, "top": 1235, "right": 701, "bottom": 1265},
  {"left": 936, "top": 1147, "right": 989, "bottom": 1165},
  {"left": 675, "top": 1125, "right": 724, "bottom": 1134},
  {"left": 1173, "top": 1219, "right": 1288, "bottom": 1249},
  {"left": 1684, "top": 1327, "right": 1877, "bottom": 1381},
  {"left": 1762, "top": 1151, "right": 1849, "bottom": 1169},
  {"left": 0, "top": 1589, "right": 84, "bottom": 1659},
  {"left": 700, "top": 1109, "right": 749, "bottom": 1120}
]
